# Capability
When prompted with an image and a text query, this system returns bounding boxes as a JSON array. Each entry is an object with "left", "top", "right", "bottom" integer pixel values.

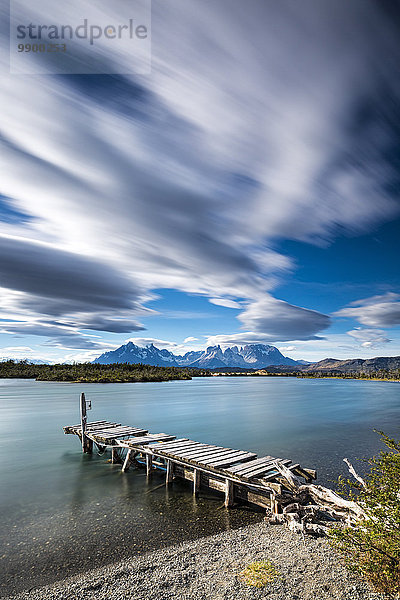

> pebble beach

[{"left": 5, "top": 522, "right": 385, "bottom": 600}]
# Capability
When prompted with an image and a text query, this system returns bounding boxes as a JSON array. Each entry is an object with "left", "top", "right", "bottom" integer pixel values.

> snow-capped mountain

[
  {"left": 188, "top": 344, "right": 298, "bottom": 368},
  {"left": 93, "top": 342, "right": 299, "bottom": 368},
  {"left": 93, "top": 342, "right": 179, "bottom": 367}
]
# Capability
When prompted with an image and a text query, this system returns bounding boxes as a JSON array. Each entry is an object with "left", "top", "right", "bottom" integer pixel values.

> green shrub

[{"left": 328, "top": 432, "right": 400, "bottom": 597}]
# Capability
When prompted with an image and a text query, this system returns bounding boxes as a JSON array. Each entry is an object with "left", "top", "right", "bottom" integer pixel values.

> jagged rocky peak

[{"left": 93, "top": 341, "right": 299, "bottom": 368}]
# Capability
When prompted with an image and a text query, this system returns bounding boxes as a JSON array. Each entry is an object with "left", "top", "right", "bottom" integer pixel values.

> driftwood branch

[
  {"left": 266, "top": 460, "right": 367, "bottom": 535},
  {"left": 343, "top": 458, "right": 366, "bottom": 488}
]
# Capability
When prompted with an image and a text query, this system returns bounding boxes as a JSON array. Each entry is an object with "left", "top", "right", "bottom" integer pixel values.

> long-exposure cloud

[{"left": 1, "top": 0, "right": 400, "bottom": 349}]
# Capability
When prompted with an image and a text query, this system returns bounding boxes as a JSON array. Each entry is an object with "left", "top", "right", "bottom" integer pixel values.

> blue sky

[{"left": 1, "top": 0, "right": 400, "bottom": 363}]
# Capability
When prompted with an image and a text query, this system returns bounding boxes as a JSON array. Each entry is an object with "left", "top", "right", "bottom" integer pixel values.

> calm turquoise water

[{"left": 0, "top": 376, "right": 399, "bottom": 595}]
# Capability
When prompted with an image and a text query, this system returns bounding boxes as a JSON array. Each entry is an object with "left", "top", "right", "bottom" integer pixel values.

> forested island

[{"left": 0, "top": 360, "right": 211, "bottom": 383}]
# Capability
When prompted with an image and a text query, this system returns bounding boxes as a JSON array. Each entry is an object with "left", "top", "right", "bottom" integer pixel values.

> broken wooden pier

[{"left": 63, "top": 393, "right": 317, "bottom": 513}]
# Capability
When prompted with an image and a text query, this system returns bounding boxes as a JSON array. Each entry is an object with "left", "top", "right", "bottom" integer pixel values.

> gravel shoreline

[{"left": 4, "top": 522, "right": 385, "bottom": 600}]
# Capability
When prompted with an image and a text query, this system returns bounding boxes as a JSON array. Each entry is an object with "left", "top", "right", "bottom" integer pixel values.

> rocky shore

[{"left": 5, "top": 522, "right": 385, "bottom": 600}]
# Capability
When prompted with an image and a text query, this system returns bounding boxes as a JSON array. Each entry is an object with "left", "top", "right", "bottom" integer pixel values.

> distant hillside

[
  {"left": 93, "top": 342, "right": 300, "bottom": 368},
  {"left": 301, "top": 356, "right": 400, "bottom": 374}
]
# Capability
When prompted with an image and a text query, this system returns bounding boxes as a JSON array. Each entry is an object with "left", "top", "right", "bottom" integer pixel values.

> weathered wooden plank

[
  {"left": 87, "top": 424, "right": 122, "bottom": 431},
  {"left": 94, "top": 427, "right": 148, "bottom": 440},
  {"left": 68, "top": 422, "right": 121, "bottom": 434},
  {"left": 241, "top": 459, "right": 292, "bottom": 480},
  {"left": 248, "top": 463, "right": 292, "bottom": 481},
  {"left": 202, "top": 449, "right": 254, "bottom": 462},
  {"left": 227, "top": 456, "right": 276, "bottom": 474},
  {"left": 179, "top": 448, "right": 236, "bottom": 462},
  {"left": 156, "top": 442, "right": 208, "bottom": 455},
  {"left": 234, "top": 485, "right": 272, "bottom": 508},
  {"left": 172, "top": 466, "right": 194, "bottom": 481},
  {"left": 85, "top": 421, "right": 119, "bottom": 428},
  {"left": 228, "top": 457, "right": 282, "bottom": 476},
  {"left": 204, "top": 451, "right": 257, "bottom": 467},
  {"left": 165, "top": 443, "right": 215, "bottom": 455},
  {"left": 302, "top": 467, "right": 317, "bottom": 480},
  {"left": 119, "top": 434, "right": 176, "bottom": 446},
  {"left": 171, "top": 445, "right": 225, "bottom": 459},
  {"left": 190, "top": 449, "right": 247, "bottom": 465},
  {"left": 156, "top": 441, "right": 202, "bottom": 453},
  {"left": 251, "top": 460, "right": 293, "bottom": 481},
  {"left": 200, "top": 474, "right": 226, "bottom": 493},
  {"left": 290, "top": 464, "right": 316, "bottom": 482},
  {"left": 66, "top": 420, "right": 110, "bottom": 430},
  {"left": 153, "top": 439, "right": 191, "bottom": 449},
  {"left": 96, "top": 426, "right": 145, "bottom": 434},
  {"left": 209, "top": 479, "right": 226, "bottom": 493}
]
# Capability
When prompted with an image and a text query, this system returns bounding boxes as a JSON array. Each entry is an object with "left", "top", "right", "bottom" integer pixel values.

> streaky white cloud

[
  {"left": 1, "top": 0, "right": 400, "bottom": 353},
  {"left": 335, "top": 293, "right": 400, "bottom": 327},
  {"left": 183, "top": 336, "right": 198, "bottom": 343},
  {"left": 205, "top": 332, "right": 292, "bottom": 348},
  {"left": 0, "top": 320, "right": 114, "bottom": 350},
  {"left": 0, "top": 346, "right": 33, "bottom": 354},
  {"left": 209, "top": 298, "right": 241, "bottom": 309},
  {"left": 346, "top": 328, "right": 390, "bottom": 348}
]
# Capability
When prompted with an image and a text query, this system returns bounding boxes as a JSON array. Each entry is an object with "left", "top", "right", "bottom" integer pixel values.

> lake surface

[{"left": 0, "top": 376, "right": 399, "bottom": 595}]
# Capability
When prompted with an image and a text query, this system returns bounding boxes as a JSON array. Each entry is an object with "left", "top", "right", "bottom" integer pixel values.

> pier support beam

[
  {"left": 146, "top": 453, "right": 153, "bottom": 476},
  {"left": 225, "top": 479, "right": 234, "bottom": 507},
  {"left": 166, "top": 460, "right": 174, "bottom": 484},
  {"left": 193, "top": 468, "right": 200, "bottom": 496},
  {"left": 122, "top": 449, "right": 133, "bottom": 472},
  {"left": 270, "top": 492, "right": 278, "bottom": 514},
  {"left": 111, "top": 447, "right": 120, "bottom": 464}
]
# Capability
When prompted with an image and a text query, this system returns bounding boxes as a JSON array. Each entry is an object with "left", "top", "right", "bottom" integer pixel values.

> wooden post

[
  {"left": 146, "top": 453, "right": 153, "bottom": 476},
  {"left": 193, "top": 468, "right": 200, "bottom": 496},
  {"left": 270, "top": 492, "right": 278, "bottom": 514},
  {"left": 111, "top": 447, "right": 119, "bottom": 463},
  {"left": 122, "top": 449, "right": 132, "bottom": 472},
  {"left": 80, "top": 392, "right": 88, "bottom": 453},
  {"left": 225, "top": 479, "right": 234, "bottom": 507},
  {"left": 166, "top": 460, "right": 174, "bottom": 484}
]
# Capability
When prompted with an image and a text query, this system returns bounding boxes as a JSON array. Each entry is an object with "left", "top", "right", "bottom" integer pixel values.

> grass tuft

[{"left": 238, "top": 560, "right": 281, "bottom": 588}]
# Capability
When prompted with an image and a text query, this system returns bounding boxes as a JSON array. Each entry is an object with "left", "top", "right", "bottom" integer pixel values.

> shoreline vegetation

[
  {"left": 0, "top": 360, "right": 211, "bottom": 383},
  {"left": 212, "top": 370, "right": 400, "bottom": 382},
  {"left": 0, "top": 360, "right": 399, "bottom": 383}
]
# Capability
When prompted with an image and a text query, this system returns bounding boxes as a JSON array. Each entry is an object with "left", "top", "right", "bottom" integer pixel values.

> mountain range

[{"left": 93, "top": 341, "right": 300, "bottom": 369}]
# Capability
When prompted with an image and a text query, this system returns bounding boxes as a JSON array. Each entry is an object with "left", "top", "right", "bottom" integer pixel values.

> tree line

[
  {"left": 217, "top": 369, "right": 400, "bottom": 380},
  {"left": 0, "top": 360, "right": 211, "bottom": 383}
]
